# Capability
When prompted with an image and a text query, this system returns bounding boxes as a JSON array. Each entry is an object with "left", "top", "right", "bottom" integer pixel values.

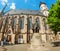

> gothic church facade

[{"left": 0, "top": 2, "right": 52, "bottom": 44}]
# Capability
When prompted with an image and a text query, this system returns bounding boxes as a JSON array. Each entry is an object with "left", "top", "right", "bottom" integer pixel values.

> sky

[{"left": 0, "top": 0, "right": 56, "bottom": 12}]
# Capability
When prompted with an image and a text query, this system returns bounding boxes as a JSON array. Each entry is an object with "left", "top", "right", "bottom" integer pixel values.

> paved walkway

[
  {"left": 28, "top": 33, "right": 52, "bottom": 51},
  {"left": 0, "top": 44, "right": 27, "bottom": 51},
  {"left": 0, "top": 33, "right": 60, "bottom": 51},
  {"left": 0, "top": 44, "right": 60, "bottom": 51},
  {"left": 0, "top": 33, "right": 52, "bottom": 51}
]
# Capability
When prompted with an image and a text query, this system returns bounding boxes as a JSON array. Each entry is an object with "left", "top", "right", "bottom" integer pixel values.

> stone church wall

[{"left": 0, "top": 14, "right": 52, "bottom": 44}]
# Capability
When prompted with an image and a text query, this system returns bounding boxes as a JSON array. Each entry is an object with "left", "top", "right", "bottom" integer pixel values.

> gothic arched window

[
  {"left": 43, "top": 18, "right": 47, "bottom": 30},
  {"left": 13, "top": 16, "right": 17, "bottom": 26},
  {"left": 19, "top": 16, "right": 24, "bottom": 29},
  {"left": 33, "top": 17, "right": 40, "bottom": 33},
  {"left": 36, "top": 17, "right": 40, "bottom": 29},
  {"left": 27, "top": 17, "right": 32, "bottom": 30},
  {"left": 6, "top": 17, "right": 9, "bottom": 24}
]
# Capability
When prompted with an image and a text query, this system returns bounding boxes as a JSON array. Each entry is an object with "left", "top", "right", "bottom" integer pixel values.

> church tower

[{"left": 39, "top": 2, "right": 49, "bottom": 16}]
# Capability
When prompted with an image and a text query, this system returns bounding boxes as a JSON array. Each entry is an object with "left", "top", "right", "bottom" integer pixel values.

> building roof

[
  {"left": 39, "top": 2, "right": 46, "bottom": 7},
  {"left": 4, "top": 9, "right": 44, "bottom": 16}
]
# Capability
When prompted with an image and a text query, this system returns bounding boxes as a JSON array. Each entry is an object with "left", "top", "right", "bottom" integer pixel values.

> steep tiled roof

[{"left": 4, "top": 9, "right": 43, "bottom": 16}]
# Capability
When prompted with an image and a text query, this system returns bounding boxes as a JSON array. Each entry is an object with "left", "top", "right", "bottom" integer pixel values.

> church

[{"left": 0, "top": 2, "right": 53, "bottom": 44}]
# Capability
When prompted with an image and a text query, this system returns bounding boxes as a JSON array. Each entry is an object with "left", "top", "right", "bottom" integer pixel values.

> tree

[{"left": 47, "top": 0, "right": 60, "bottom": 36}]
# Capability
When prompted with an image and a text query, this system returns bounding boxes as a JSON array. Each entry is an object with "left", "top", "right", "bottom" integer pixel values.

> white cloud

[
  {"left": 1, "top": 0, "right": 8, "bottom": 5},
  {"left": 10, "top": 3, "right": 16, "bottom": 9},
  {"left": 25, "top": 0, "right": 27, "bottom": 3}
]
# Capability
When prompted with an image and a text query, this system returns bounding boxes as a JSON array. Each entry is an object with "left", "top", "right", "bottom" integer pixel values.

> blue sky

[{"left": 0, "top": 0, "right": 56, "bottom": 12}]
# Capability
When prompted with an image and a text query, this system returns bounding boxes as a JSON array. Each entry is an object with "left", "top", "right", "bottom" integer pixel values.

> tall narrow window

[
  {"left": 13, "top": 17, "right": 17, "bottom": 26},
  {"left": 43, "top": 18, "right": 47, "bottom": 30},
  {"left": 6, "top": 17, "right": 9, "bottom": 24},
  {"left": 19, "top": 16, "right": 24, "bottom": 29},
  {"left": 12, "top": 16, "right": 17, "bottom": 33},
  {"left": 5, "top": 17, "right": 9, "bottom": 32},
  {"left": 27, "top": 17, "right": 32, "bottom": 29},
  {"left": 36, "top": 17, "right": 40, "bottom": 29},
  {"left": 33, "top": 17, "right": 40, "bottom": 33}
]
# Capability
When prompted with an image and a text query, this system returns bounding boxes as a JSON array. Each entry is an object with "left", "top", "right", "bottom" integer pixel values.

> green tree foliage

[{"left": 47, "top": 0, "right": 60, "bottom": 35}]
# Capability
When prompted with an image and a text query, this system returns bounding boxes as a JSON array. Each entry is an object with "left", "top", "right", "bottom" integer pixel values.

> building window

[
  {"left": 19, "top": 16, "right": 24, "bottom": 29},
  {"left": 5, "top": 17, "right": 9, "bottom": 27},
  {"left": 43, "top": 18, "right": 47, "bottom": 30},
  {"left": 27, "top": 17, "right": 32, "bottom": 29},
  {"left": 12, "top": 16, "right": 17, "bottom": 33},
  {"left": 36, "top": 17, "right": 40, "bottom": 29},
  {"left": 6, "top": 17, "right": 9, "bottom": 24},
  {"left": 33, "top": 17, "right": 40, "bottom": 33},
  {"left": 13, "top": 16, "right": 17, "bottom": 26}
]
